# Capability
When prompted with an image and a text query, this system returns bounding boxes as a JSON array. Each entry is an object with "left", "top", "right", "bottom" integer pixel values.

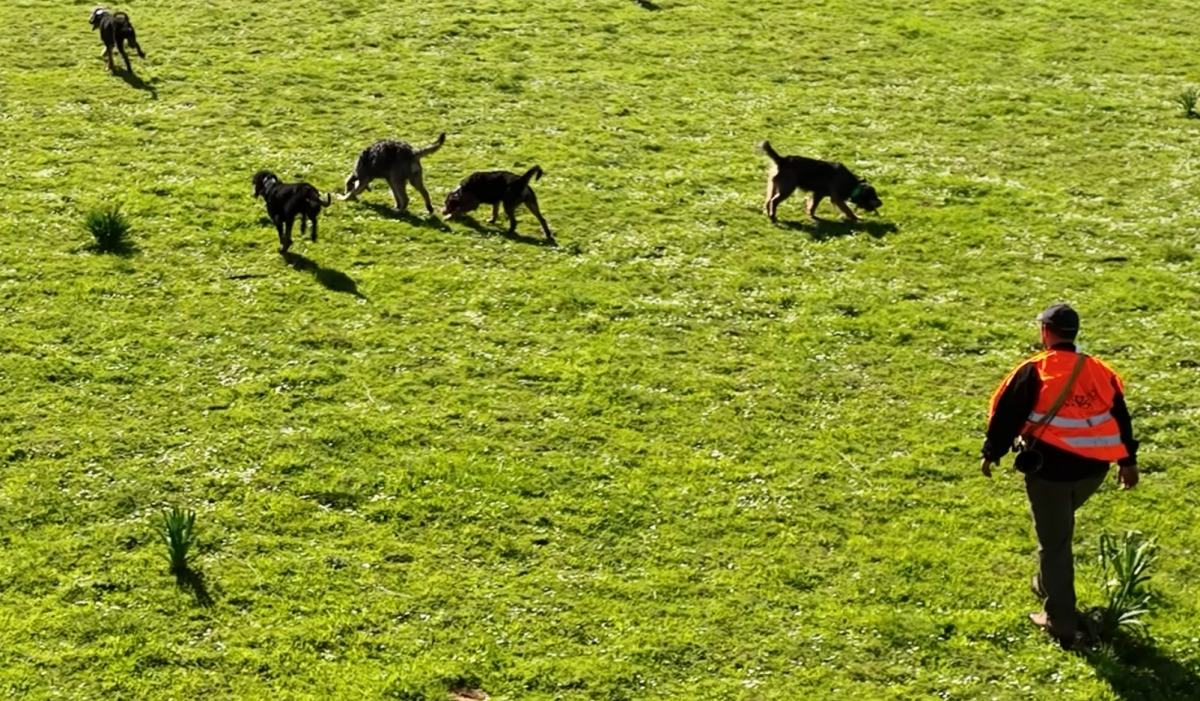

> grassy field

[{"left": 2, "top": 0, "right": 1200, "bottom": 699}]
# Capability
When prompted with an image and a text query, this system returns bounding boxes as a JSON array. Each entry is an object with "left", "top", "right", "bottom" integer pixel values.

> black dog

[
  {"left": 252, "top": 171, "right": 333, "bottom": 254},
  {"left": 758, "top": 141, "right": 882, "bottom": 222},
  {"left": 442, "top": 166, "right": 554, "bottom": 242},
  {"left": 89, "top": 7, "right": 145, "bottom": 74}
]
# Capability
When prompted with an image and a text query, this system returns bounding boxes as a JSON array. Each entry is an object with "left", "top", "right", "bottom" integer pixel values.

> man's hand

[
  {"left": 1118, "top": 464, "right": 1139, "bottom": 490},
  {"left": 980, "top": 457, "right": 995, "bottom": 478}
]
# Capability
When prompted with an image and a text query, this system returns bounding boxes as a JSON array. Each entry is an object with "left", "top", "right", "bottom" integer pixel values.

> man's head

[{"left": 1038, "top": 303, "right": 1080, "bottom": 348}]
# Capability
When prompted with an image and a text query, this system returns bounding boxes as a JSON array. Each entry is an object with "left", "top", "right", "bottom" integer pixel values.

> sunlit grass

[{"left": 1, "top": 1, "right": 1198, "bottom": 700}]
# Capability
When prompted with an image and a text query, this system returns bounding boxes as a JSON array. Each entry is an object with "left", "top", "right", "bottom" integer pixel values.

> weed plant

[{"left": 84, "top": 205, "right": 132, "bottom": 253}]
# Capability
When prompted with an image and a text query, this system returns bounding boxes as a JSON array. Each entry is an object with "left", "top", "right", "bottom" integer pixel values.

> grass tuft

[
  {"left": 157, "top": 507, "right": 197, "bottom": 574},
  {"left": 84, "top": 205, "right": 132, "bottom": 253},
  {"left": 1086, "top": 531, "right": 1158, "bottom": 638},
  {"left": 1175, "top": 87, "right": 1199, "bottom": 118},
  {"left": 1162, "top": 244, "right": 1194, "bottom": 264}
]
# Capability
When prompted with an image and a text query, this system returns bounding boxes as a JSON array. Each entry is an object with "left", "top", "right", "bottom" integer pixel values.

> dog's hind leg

[
  {"left": 807, "top": 194, "right": 825, "bottom": 219},
  {"left": 299, "top": 215, "right": 308, "bottom": 240},
  {"left": 117, "top": 40, "right": 133, "bottom": 73},
  {"left": 129, "top": 30, "right": 146, "bottom": 58},
  {"left": 767, "top": 183, "right": 794, "bottom": 221},
  {"left": 523, "top": 191, "right": 554, "bottom": 241},
  {"left": 309, "top": 214, "right": 318, "bottom": 243},
  {"left": 408, "top": 170, "right": 435, "bottom": 214}
]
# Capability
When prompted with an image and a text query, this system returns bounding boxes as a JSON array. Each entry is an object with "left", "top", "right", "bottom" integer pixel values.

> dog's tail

[
  {"left": 414, "top": 132, "right": 446, "bottom": 159},
  {"left": 518, "top": 165, "right": 544, "bottom": 188},
  {"left": 308, "top": 190, "right": 333, "bottom": 210},
  {"left": 757, "top": 140, "right": 782, "bottom": 164}
]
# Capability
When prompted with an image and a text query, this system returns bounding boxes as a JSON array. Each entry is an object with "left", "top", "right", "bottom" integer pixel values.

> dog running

[
  {"left": 758, "top": 141, "right": 882, "bottom": 222},
  {"left": 341, "top": 133, "right": 445, "bottom": 213},
  {"left": 442, "top": 166, "right": 554, "bottom": 243},
  {"left": 252, "top": 171, "right": 333, "bottom": 254},
  {"left": 89, "top": 7, "right": 145, "bottom": 74}
]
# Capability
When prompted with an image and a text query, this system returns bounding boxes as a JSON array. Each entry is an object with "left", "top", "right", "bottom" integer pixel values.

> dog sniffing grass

[
  {"left": 442, "top": 166, "right": 555, "bottom": 243},
  {"left": 757, "top": 141, "right": 882, "bottom": 222}
]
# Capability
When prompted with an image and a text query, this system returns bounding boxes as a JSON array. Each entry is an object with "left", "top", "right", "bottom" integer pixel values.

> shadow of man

[{"left": 1084, "top": 627, "right": 1200, "bottom": 701}]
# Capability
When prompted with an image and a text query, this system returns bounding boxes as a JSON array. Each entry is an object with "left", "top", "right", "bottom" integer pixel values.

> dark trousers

[{"left": 1024, "top": 472, "right": 1107, "bottom": 635}]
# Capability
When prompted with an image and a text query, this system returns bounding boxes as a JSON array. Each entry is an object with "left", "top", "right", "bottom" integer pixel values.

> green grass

[{"left": 2, "top": 1, "right": 1200, "bottom": 699}]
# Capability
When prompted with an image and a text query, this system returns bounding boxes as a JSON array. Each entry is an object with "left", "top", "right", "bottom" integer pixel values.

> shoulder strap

[{"left": 1028, "top": 353, "right": 1088, "bottom": 441}]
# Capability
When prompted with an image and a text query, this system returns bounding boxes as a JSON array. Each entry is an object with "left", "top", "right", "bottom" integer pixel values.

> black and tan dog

[
  {"left": 442, "top": 166, "right": 554, "bottom": 243},
  {"left": 89, "top": 7, "right": 145, "bottom": 74},
  {"left": 253, "top": 171, "right": 333, "bottom": 254},
  {"left": 341, "top": 133, "right": 445, "bottom": 213},
  {"left": 758, "top": 141, "right": 881, "bottom": 222}
]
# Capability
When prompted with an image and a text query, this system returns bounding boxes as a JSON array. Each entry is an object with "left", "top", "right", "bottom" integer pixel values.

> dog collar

[{"left": 849, "top": 184, "right": 863, "bottom": 199}]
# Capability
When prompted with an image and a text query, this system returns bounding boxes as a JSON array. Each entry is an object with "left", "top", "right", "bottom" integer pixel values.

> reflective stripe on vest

[
  {"left": 1028, "top": 410, "right": 1113, "bottom": 429},
  {"left": 1062, "top": 434, "right": 1124, "bottom": 448}
]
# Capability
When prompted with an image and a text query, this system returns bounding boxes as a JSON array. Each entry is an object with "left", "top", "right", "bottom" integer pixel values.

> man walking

[{"left": 981, "top": 304, "right": 1140, "bottom": 648}]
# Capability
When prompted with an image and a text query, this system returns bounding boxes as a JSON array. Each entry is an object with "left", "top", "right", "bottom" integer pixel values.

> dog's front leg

[
  {"left": 282, "top": 218, "right": 295, "bottom": 253},
  {"left": 503, "top": 202, "right": 520, "bottom": 233},
  {"left": 388, "top": 178, "right": 409, "bottom": 212},
  {"left": 488, "top": 203, "right": 499, "bottom": 224},
  {"left": 832, "top": 198, "right": 858, "bottom": 222},
  {"left": 272, "top": 216, "right": 289, "bottom": 254}
]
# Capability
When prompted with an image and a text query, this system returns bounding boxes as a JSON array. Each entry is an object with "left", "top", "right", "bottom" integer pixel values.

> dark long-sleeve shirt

[{"left": 982, "top": 343, "right": 1139, "bottom": 482}]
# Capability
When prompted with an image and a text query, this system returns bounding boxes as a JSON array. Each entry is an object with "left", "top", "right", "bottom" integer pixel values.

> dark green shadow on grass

[
  {"left": 453, "top": 215, "right": 558, "bottom": 248},
  {"left": 282, "top": 251, "right": 365, "bottom": 299},
  {"left": 361, "top": 203, "right": 451, "bottom": 231},
  {"left": 776, "top": 217, "right": 898, "bottom": 241},
  {"left": 632, "top": 0, "right": 661, "bottom": 9},
  {"left": 173, "top": 566, "right": 213, "bottom": 608},
  {"left": 85, "top": 240, "right": 138, "bottom": 257},
  {"left": 1082, "top": 626, "right": 1200, "bottom": 701},
  {"left": 117, "top": 69, "right": 158, "bottom": 100}
]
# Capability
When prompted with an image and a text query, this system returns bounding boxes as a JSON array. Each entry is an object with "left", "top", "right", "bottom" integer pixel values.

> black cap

[{"left": 1038, "top": 303, "right": 1080, "bottom": 338}]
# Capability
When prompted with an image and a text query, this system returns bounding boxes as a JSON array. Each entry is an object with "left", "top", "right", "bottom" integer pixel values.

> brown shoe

[{"left": 1028, "top": 612, "right": 1078, "bottom": 650}]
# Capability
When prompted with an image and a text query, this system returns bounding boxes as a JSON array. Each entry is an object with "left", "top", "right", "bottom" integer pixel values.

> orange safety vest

[{"left": 989, "top": 349, "right": 1129, "bottom": 462}]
